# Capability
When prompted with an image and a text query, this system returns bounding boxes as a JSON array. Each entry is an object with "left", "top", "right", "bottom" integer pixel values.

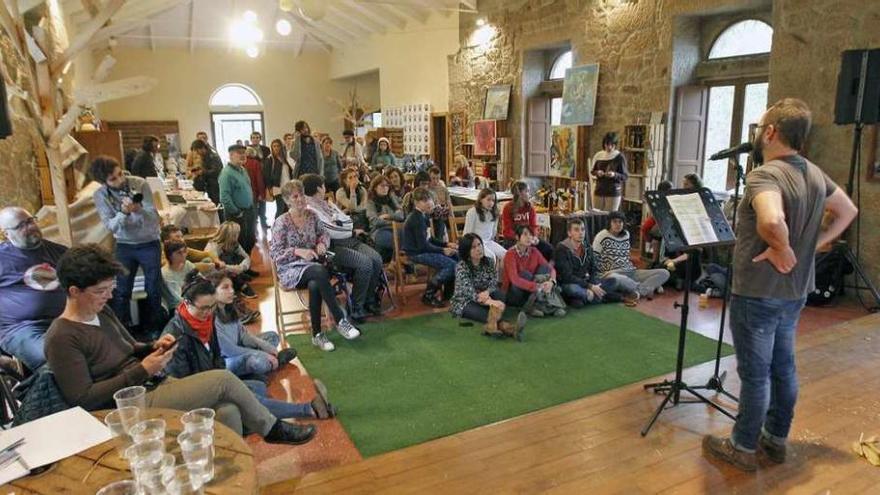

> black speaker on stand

[{"left": 833, "top": 48, "right": 880, "bottom": 310}]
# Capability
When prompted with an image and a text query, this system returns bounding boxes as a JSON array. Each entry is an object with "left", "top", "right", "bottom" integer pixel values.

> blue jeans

[
  {"left": 113, "top": 241, "right": 163, "bottom": 332},
  {"left": 561, "top": 278, "right": 618, "bottom": 305},
  {"left": 225, "top": 333, "right": 280, "bottom": 378},
  {"left": 244, "top": 380, "right": 313, "bottom": 419},
  {"left": 0, "top": 320, "right": 50, "bottom": 371},
  {"left": 729, "top": 295, "right": 806, "bottom": 452},
  {"left": 410, "top": 252, "right": 457, "bottom": 284}
]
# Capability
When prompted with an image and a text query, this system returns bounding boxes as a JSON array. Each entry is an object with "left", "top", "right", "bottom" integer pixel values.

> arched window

[
  {"left": 209, "top": 84, "right": 262, "bottom": 107},
  {"left": 549, "top": 51, "right": 572, "bottom": 80},
  {"left": 708, "top": 20, "right": 773, "bottom": 59}
]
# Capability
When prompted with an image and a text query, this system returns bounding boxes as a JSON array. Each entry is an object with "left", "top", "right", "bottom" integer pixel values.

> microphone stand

[{"left": 700, "top": 156, "right": 742, "bottom": 401}]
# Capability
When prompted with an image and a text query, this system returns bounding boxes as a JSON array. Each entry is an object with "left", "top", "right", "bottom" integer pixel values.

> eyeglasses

[
  {"left": 87, "top": 283, "right": 117, "bottom": 296},
  {"left": 189, "top": 302, "right": 217, "bottom": 313},
  {"left": 6, "top": 217, "right": 36, "bottom": 231}
]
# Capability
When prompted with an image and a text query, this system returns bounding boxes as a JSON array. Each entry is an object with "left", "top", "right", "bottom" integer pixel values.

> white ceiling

[{"left": 45, "top": 0, "right": 476, "bottom": 54}]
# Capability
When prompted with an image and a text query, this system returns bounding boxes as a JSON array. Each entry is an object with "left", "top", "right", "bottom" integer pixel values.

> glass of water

[
  {"left": 125, "top": 438, "right": 166, "bottom": 472},
  {"left": 131, "top": 452, "right": 174, "bottom": 495},
  {"left": 95, "top": 479, "right": 138, "bottom": 495},
  {"left": 162, "top": 464, "right": 205, "bottom": 495},
  {"left": 180, "top": 408, "right": 215, "bottom": 434},
  {"left": 113, "top": 386, "right": 147, "bottom": 414},
  {"left": 104, "top": 408, "right": 140, "bottom": 459},
  {"left": 130, "top": 418, "right": 166, "bottom": 444},
  {"left": 177, "top": 431, "right": 214, "bottom": 483}
]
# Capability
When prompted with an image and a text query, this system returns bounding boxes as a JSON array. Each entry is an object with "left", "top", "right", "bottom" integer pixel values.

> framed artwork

[
  {"left": 561, "top": 64, "right": 600, "bottom": 125},
  {"left": 550, "top": 126, "right": 577, "bottom": 178},
  {"left": 483, "top": 84, "right": 512, "bottom": 120},
  {"left": 473, "top": 120, "right": 497, "bottom": 156}
]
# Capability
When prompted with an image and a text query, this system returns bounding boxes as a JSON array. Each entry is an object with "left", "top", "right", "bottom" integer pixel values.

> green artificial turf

[{"left": 288, "top": 305, "right": 733, "bottom": 457}]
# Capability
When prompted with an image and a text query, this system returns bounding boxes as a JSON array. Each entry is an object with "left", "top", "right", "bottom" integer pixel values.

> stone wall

[
  {"left": 0, "top": 29, "right": 43, "bottom": 214},
  {"left": 449, "top": 0, "right": 880, "bottom": 285}
]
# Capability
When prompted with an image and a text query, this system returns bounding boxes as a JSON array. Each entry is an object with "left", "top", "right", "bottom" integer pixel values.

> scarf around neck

[{"left": 177, "top": 301, "right": 214, "bottom": 344}]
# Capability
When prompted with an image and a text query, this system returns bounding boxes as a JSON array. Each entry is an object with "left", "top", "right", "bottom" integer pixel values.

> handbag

[{"left": 12, "top": 367, "right": 71, "bottom": 426}]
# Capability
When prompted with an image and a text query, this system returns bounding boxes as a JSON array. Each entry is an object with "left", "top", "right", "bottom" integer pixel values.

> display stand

[{"left": 640, "top": 187, "right": 737, "bottom": 437}]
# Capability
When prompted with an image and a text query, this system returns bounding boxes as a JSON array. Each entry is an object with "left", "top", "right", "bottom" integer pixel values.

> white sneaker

[
  {"left": 312, "top": 332, "right": 335, "bottom": 352},
  {"left": 337, "top": 319, "right": 361, "bottom": 340},
  {"left": 656, "top": 286, "right": 665, "bottom": 295}
]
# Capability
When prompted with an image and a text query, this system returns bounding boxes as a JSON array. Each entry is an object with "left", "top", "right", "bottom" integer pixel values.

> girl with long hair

[
  {"left": 204, "top": 221, "right": 257, "bottom": 298},
  {"left": 365, "top": 175, "right": 405, "bottom": 261},
  {"left": 265, "top": 138, "right": 294, "bottom": 217},
  {"left": 335, "top": 168, "right": 369, "bottom": 230},
  {"left": 463, "top": 188, "right": 507, "bottom": 265},
  {"left": 500, "top": 181, "right": 553, "bottom": 261}
]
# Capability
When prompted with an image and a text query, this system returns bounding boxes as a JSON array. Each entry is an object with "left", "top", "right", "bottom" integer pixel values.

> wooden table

[
  {"left": 1, "top": 408, "right": 258, "bottom": 495},
  {"left": 448, "top": 186, "right": 513, "bottom": 205}
]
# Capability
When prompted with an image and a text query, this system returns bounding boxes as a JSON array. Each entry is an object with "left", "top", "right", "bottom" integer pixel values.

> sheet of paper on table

[
  {"left": 665, "top": 193, "right": 718, "bottom": 246},
  {"left": 0, "top": 407, "right": 113, "bottom": 485}
]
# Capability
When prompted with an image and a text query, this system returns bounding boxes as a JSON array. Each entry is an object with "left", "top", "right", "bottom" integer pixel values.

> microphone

[{"left": 709, "top": 142, "right": 753, "bottom": 161}]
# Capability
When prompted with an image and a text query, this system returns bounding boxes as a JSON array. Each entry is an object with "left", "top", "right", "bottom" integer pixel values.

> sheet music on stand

[{"left": 645, "top": 187, "right": 734, "bottom": 252}]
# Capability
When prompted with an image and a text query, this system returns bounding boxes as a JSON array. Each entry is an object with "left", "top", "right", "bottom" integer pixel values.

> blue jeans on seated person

[
  {"left": 0, "top": 320, "right": 50, "bottom": 371},
  {"left": 244, "top": 379, "right": 313, "bottom": 419},
  {"left": 561, "top": 278, "right": 619, "bottom": 305},
  {"left": 729, "top": 295, "right": 805, "bottom": 452},
  {"left": 225, "top": 332, "right": 281, "bottom": 378},
  {"left": 410, "top": 252, "right": 458, "bottom": 284},
  {"left": 506, "top": 265, "right": 552, "bottom": 307}
]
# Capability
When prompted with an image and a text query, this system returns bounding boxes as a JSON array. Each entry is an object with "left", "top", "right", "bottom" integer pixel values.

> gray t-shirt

[{"left": 732, "top": 155, "right": 837, "bottom": 300}]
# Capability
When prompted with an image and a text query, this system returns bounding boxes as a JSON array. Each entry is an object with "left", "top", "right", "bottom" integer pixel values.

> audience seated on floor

[
  {"left": 161, "top": 272, "right": 335, "bottom": 421},
  {"left": 402, "top": 187, "right": 459, "bottom": 308},
  {"left": 554, "top": 218, "right": 638, "bottom": 308},
  {"left": 502, "top": 225, "right": 565, "bottom": 318},
  {"left": 44, "top": 244, "right": 316, "bottom": 445},
  {"left": 0, "top": 206, "right": 67, "bottom": 371},
  {"left": 159, "top": 224, "right": 224, "bottom": 269},
  {"left": 270, "top": 180, "right": 362, "bottom": 352},
  {"left": 463, "top": 188, "right": 508, "bottom": 267},
  {"left": 450, "top": 233, "right": 526, "bottom": 340},
  {"left": 365, "top": 175, "right": 405, "bottom": 263},
  {"left": 593, "top": 211, "right": 670, "bottom": 298},
  {"left": 302, "top": 173, "right": 384, "bottom": 322}
]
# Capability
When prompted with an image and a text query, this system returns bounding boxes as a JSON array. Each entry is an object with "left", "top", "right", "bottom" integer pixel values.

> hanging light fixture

[
  {"left": 246, "top": 45, "right": 260, "bottom": 58},
  {"left": 275, "top": 18, "right": 292, "bottom": 36}
]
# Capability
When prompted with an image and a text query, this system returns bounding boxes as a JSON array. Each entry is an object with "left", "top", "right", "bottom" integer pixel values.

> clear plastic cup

[
  {"left": 95, "top": 479, "right": 138, "bottom": 495},
  {"left": 177, "top": 431, "right": 214, "bottom": 483},
  {"left": 104, "top": 409, "right": 135, "bottom": 458},
  {"left": 162, "top": 465, "right": 204, "bottom": 495},
  {"left": 180, "top": 408, "right": 215, "bottom": 434},
  {"left": 130, "top": 418, "right": 166, "bottom": 444},
  {"left": 125, "top": 438, "right": 165, "bottom": 472},
  {"left": 115, "top": 405, "right": 142, "bottom": 435},
  {"left": 113, "top": 386, "right": 147, "bottom": 414},
  {"left": 131, "top": 452, "right": 174, "bottom": 495}
]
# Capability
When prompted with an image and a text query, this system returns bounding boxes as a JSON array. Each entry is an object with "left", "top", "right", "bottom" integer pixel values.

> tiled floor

[{"left": 238, "top": 231, "right": 872, "bottom": 487}]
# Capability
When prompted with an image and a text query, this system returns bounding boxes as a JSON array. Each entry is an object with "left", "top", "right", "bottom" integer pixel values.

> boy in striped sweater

[{"left": 592, "top": 211, "right": 669, "bottom": 298}]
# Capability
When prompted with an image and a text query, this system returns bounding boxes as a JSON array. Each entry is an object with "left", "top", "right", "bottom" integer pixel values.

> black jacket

[
  {"left": 553, "top": 238, "right": 600, "bottom": 287},
  {"left": 193, "top": 151, "right": 223, "bottom": 204},
  {"left": 131, "top": 150, "right": 159, "bottom": 178},
  {"left": 262, "top": 155, "right": 294, "bottom": 191},
  {"left": 161, "top": 312, "right": 224, "bottom": 379}
]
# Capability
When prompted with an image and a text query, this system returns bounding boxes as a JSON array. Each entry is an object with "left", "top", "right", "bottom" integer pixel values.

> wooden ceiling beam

[
  {"left": 188, "top": 0, "right": 195, "bottom": 53},
  {"left": 329, "top": 3, "right": 386, "bottom": 34},
  {"left": 280, "top": 11, "right": 334, "bottom": 53},
  {"left": 339, "top": 0, "right": 403, "bottom": 30},
  {"left": 51, "top": 0, "right": 126, "bottom": 75}
]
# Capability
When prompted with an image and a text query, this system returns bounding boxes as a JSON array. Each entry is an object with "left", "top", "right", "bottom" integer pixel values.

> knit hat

[{"left": 377, "top": 137, "right": 391, "bottom": 147}]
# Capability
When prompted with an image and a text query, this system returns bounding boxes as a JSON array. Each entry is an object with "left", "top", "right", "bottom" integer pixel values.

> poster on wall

[
  {"left": 550, "top": 126, "right": 577, "bottom": 178},
  {"left": 483, "top": 85, "right": 512, "bottom": 120},
  {"left": 383, "top": 104, "right": 431, "bottom": 155},
  {"left": 561, "top": 63, "right": 600, "bottom": 125},
  {"left": 473, "top": 120, "right": 497, "bottom": 156}
]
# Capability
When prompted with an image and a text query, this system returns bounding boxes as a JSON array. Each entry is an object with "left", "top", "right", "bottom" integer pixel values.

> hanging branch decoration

[{"left": 328, "top": 87, "right": 371, "bottom": 128}]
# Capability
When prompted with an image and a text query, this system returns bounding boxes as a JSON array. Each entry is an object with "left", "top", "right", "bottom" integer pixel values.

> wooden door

[
  {"left": 527, "top": 97, "right": 550, "bottom": 176},
  {"left": 670, "top": 85, "right": 708, "bottom": 186}
]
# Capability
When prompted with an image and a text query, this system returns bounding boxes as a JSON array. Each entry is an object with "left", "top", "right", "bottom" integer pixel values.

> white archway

[{"left": 209, "top": 83, "right": 265, "bottom": 163}]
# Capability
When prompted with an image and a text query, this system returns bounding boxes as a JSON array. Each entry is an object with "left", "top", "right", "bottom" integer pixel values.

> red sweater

[
  {"left": 502, "top": 246, "right": 555, "bottom": 292},
  {"left": 501, "top": 201, "right": 537, "bottom": 240},
  {"left": 244, "top": 157, "right": 265, "bottom": 201}
]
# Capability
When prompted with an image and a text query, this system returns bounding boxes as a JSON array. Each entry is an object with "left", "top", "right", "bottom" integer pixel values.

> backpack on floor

[{"left": 807, "top": 249, "right": 853, "bottom": 306}]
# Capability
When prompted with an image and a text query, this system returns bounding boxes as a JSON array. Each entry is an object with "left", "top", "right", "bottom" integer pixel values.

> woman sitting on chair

[
  {"left": 269, "top": 180, "right": 362, "bottom": 352},
  {"left": 365, "top": 175, "right": 405, "bottom": 262},
  {"left": 450, "top": 233, "right": 526, "bottom": 340}
]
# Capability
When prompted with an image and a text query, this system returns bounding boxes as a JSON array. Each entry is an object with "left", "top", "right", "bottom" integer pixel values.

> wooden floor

[{"left": 262, "top": 312, "right": 880, "bottom": 494}]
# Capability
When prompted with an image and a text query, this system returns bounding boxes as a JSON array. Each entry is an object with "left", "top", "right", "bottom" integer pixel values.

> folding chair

[{"left": 270, "top": 259, "right": 309, "bottom": 348}]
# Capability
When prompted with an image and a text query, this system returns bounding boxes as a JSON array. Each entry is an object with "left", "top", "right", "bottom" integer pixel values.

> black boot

[
  {"left": 265, "top": 420, "right": 317, "bottom": 445},
  {"left": 422, "top": 280, "right": 445, "bottom": 308},
  {"left": 442, "top": 280, "right": 455, "bottom": 301}
]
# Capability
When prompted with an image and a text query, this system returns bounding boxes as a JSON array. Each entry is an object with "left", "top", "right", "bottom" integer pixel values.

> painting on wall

[
  {"left": 483, "top": 85, "right": 512, "bottom": 120},
  {"left": 550, "top": 126, "right": 578, "bottom": 178},
  {"left": 561, "top": 64, "right": 600, "bottom": 126},
  {"left": 473, "top": 120, "right": 497, "bottom": 156}
]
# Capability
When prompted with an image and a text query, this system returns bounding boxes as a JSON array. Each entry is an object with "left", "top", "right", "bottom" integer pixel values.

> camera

[{"left": 131, "top": 193, "right": 144, "bottom": 203}]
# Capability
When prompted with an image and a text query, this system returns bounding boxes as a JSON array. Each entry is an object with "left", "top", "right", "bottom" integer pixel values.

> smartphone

[{"left": 161, "top": 340, "right": 180, "bottom": 354}]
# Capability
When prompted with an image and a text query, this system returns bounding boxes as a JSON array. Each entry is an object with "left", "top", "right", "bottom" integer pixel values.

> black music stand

[{"left": 641, "top": 187, "right": 737, "bottom": 437}]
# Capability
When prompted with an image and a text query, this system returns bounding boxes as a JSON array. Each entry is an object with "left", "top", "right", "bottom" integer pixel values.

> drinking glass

[
  {"left": 104, "top": 409, "right": 136, "bottom": 459},
  {"left": 115, "top": 406, "right": 142, "bottom": 435},
  {"left": 177, "top": 431, "right": 214, "bottom": 483},
  {"left": 130, "top": 419, "right": 166, "bottom": 445},
  {"left": 131, "top": 452, "right": 174, "bottom": 495},
  {"left": 162, "top": 465, "right": 204, "bottom": 495},
  {"left": 125, "top": 438, "right": 166, "bottom": 472},
  {"left": 113, "top": 386, "right": 147, "bottom": 414},
  {"left": 95, "top": 479, "right": 138, "bottom": 495},
  {"left": 180, "top": 408, "right": 215, "bottom": 434}
]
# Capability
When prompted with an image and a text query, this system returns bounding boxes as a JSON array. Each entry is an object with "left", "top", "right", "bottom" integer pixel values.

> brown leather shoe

[{"left": 702, "top": 435, "right": 757, "bottom": 472}]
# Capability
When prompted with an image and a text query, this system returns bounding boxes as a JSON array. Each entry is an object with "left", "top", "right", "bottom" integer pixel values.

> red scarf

[{"left": 177, "top": 302, "right": 214, "bottom": 344}]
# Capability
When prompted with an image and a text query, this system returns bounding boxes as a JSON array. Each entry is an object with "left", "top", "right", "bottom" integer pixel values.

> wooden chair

[
  {"left": 270, "top": 258, "right": 309, "bottom": 348},
  {"left": 391, "top": 221, "right": 435, "bottom": 304},
  {"left": 447, "top": 204, "right": 471, "bottom": 243}
]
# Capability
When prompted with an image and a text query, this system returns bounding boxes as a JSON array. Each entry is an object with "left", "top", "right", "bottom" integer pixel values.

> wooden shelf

[{"left": 623, "top": 148, "right": 647, "bottom": 152}]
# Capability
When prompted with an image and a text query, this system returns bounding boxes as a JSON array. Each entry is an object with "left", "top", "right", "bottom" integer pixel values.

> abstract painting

[
  {"left": 473, "top": 120, "right": 497, "bottom": 156},
  {"left": 561, "top": 64, "right": 600, "bottom": 126},
  {"left": 550, "top": 126, "right": 578, "bottom": 178},
  {"left": 483, "top": 85, "right": 512, "bottom": 120}
]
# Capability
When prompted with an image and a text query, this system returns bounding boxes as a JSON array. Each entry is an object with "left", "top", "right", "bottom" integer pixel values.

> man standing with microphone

[{"left": 703, "top": 99, "right": 857, "bottom": 471}]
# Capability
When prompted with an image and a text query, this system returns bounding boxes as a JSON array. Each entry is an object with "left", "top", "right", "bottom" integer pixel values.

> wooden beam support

[
  {"left": 340, "top": 0, "right": 405, "bottom": 30},
  {"left": 51, "top": 0, "right": 126, "bottom": 75},
  {"left": 281, "top": 11, "right": 335, "bottom": 52},
  {"left": 329, "top": 3, "right": 387, "bottom": 34},
  {"left": 188, "top": 0, "right": 196, "bottom": 53},
  {"left": 459, "top": 0, "right": 478, "bottom": 10},
  {"left": 390, "top": 4, "right": 429, "bottom": 24},
  {"left": 81, "top": 0, "right": 100, "bottom": 17},
  {"left": 84, "top": 0, "right": 190, "bottom": 50}
]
